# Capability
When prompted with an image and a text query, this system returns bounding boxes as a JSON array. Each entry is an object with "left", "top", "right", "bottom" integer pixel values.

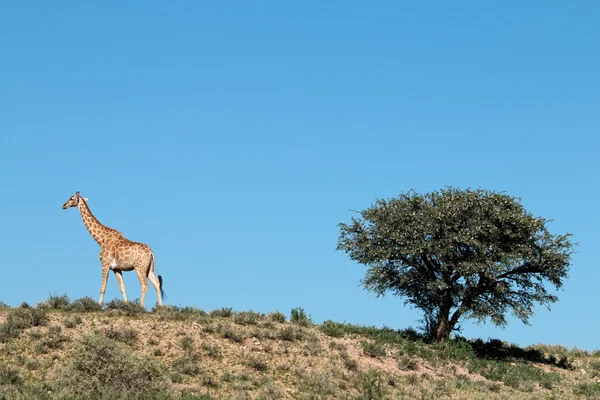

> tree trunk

[
  {"left": 435, "top": 298, "right": 453, "bottom": 342},
  {"left": 435, "top": 317, "right": 452, "bottom": 342}
]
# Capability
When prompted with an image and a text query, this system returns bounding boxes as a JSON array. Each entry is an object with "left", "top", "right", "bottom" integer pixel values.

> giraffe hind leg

[
  {"left": 147, "top": 272, "right": 163, "bottom": 307},
  {"left": 136, "top": 268, "right": 149, "bottom": 308}
]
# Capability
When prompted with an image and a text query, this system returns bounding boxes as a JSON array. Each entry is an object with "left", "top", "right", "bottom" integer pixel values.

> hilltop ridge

[{"left": 0, "top": 295, "right": 598, "bottom": 399}]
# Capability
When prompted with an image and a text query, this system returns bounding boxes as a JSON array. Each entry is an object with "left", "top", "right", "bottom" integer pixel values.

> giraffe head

[{"left": 62, "top": 192, "right": 88, "bottom": 209}]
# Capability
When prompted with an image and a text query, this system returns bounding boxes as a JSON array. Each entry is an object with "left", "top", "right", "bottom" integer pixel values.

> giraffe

[{"left": 62, "top": 191, "right": 165, "bottom": 307}]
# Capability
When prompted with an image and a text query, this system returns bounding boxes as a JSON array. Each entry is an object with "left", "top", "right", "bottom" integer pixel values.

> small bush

[
  {"left": 340, "top": 351, "right": 358, "bottom": 371},
  {"left": 573, "top": 382, "right": 600, "bottom": 397},
  {"left": 398, "top": 355, "right": 419, "bottom": 371},
  {"left": 55, "top": 333, "right": 169, "bottom": 399},
  {"left": 246, "top": 356, "right": 268, "bottom": 372},
  {"left": 25, "top": 359, "right": 41, "bottom": 371},
  {"left": 278, "top": 326, "right": 303, "bottom": 342},
  {"left": 234, "top": 310, "right": 262, "bottom": 325},
  {"left": 290, "top": 307, "right": 311, "bottom": 326},
  {"left": 66, "top": 315, "right": 83, "bottom": 327},
  {"left": 268, "top": 311, "right": 286, "bottom": 323},
  {"left": 45, "top": 293, "right": 71, "bottom": 310},
  {"left": 222, "top": 325, "right": 244, "bottom": 343},
  {"left": 69, "top": 297, "right": 103, "bottom": 312},
  {"left": 173, "top": 352, "right": 201, "bottom": 376},
  {"left": 322, "top": 320, "right": 345, "bottom": 338},
  {"left": 180, "top": 335, "right": 194, "bottom": 351},
  {"left": 354, "top": 370, "right": 388, "bottom": 400},
  {"left": 361, "top": 340, "right": 386, "bottom": 358},
  {"left": 0, "top": 307, "right": 48, "bottom": 342},
  {"left": 103, "top": 326, "right": 139, "bottom": 346},
  {"left": 0, "top": 362, "right": 22, "bottom": 386},
  {"left": 210, "top": 307, "right": 233, "bottom": 318},
  {"left": 103, "top": 299, "right": 146, "bottom": 316},
  {"left": 201, "top": 342, "right": 223, "bottom": 360}
]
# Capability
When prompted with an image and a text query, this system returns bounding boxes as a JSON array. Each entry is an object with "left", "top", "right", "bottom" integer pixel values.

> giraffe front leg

[
  {"left": 99, "top": 266, "right": 109, "bottom": 305},
  {"left": 113, "top": 270, "right": 128, "bottom": 303}
]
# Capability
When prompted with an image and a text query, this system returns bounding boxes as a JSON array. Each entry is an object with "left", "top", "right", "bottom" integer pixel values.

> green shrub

[
  {"left": 321, "top": 320, "right": 345, "bottom": 338},
  {"left": 55, "top": 333, "right": 169, "bottom": 399},
  {"left": 103, "top": 299, "right": 146, "bottom": 316},
  {"left": 45, "top": 293, "right": 71, "bottom": 310},
  {"left": 69, "top": 297, "right": 103, "bottom": 312},
  {"left": 0, "top": 362, "right": 22, "bottom": 386},
  {"left": 290, "top": 307, "right": 311, "bottom": 326},
  {"left": 222, "top": 325, "right": 244, "bottom": 343},
  {"left": 398, "top": 355, "right": 419, "bottom": 371},
  {"left": 361, "top": 340, "right": 386, "bottom": 358},
  {"left": 201, "top": 342, "right": 223, "bottom": 360},
  {"left": 180, "top": 335, "right": 194, "bottom": 351},
  {"left": 103, "top": 326, "right": 139, "bottom": 346},
  {"left": 573, "top": 382, "right": 600, "bottom": 397},
  {"left": 210, "top": 307, "right": 233, "bottom": 318},
  {"left": 278, "top": 326, "right": 304, "bottom": 342},
  {"left": 234, "top": 310, "right": 263, "bottom": 325},
  {"left": 354, "top": 370, "right": 388, "bottom": 400},
  {"left": 340, "top": 351, "right": 358, "bottom": 371},
  {"left": 63, "top": 315, "right": 83, "bottom": 329},
  {"left": 0, "top": 307, "right": 48, "bottom": 342},
  {"left": 469, "top": 360, "right": 560, "bottom": 391},
  {"left": 173, "top": 352, "right": 201, "bottom": 376},
  {"left": 268, "top": 311, "right": 286, "bottom": 323},
  {"left": 245, "top": 356, "right": 268, "bottom": 372}
]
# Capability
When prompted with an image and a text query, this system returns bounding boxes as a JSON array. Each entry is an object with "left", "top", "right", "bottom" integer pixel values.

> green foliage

[
  {"left": 245, "top": 355, "right": 268, "bottom": 372},
  {"left": 234, "top": 310, "right": 263, "bottom": 325},
  {"left": 361, "top": 340, "right": 386, "bottom": 358},
  {"left": 221, "top": 325, "right": 244, "bottom": 343},
  {"left": 103, "top": 299, "right": 146, "bottom": 316},
  {"left": 321, "top": 320, "right": 346, "bottom": 338},
  {"left": 201, "top": 342, "right": 223, "bottom": 360},
  {"left": 103, "top": 326, "right": 139, "bottom": 346},
  {"left": 337, "top": 187, "right": 575, "bottom": 341},
  {"left": 278, "top": 326, "right": 304, "bottom": 342},
  {"left": 55, "top": 332, "right": 169, "bottom": 399},
  {"left": 573, "top": 382, "right": 600, "bottom": 397},
  {"left": 0, "top": 306, "right": 48, "bottom": 342},
  {"left": 0, "top": 362, "right": 23, "bottom": 386},
  {"left": 63, "top": 315, "right": 83, "bottom": 328},
  {"left": 180, "top": 335, "right": 194, "bottom": 351},
  {"left": 44, "top": 293, "right": 71, "bottom": 310},
  {"left": 69, "top": 296, "right": 103, "bottom": 312},
  {"left": 290, "top": 307, "right": 311, "bottom": 326},
  {"left": 353, "top": 370, "right": 388, "bottom": 400},
  {"left": 173, "top": 352, "right": 201, "bottom": 376},
  {"left": 152, "top": 305, "right": 207, "bottom": 321},
  {"left": 210, "top": 307, "right": 233, "bottom": 318},
  {"left": 268, "top": 311, "right": 286, "bottom": 323},
  {"left": 468, "top": 359, "right": 561, "bottom": 391},
  {"left": 397, "top": 355, "right": 419, "bottom": 370}
]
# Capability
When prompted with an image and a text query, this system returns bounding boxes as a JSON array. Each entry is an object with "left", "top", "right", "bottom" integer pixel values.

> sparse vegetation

[
  {"left": 0, "top": 300, "right": 595, "bottom": 399},
  {"left": 290, "top": 307, "right": 311, "bottom": 326}
]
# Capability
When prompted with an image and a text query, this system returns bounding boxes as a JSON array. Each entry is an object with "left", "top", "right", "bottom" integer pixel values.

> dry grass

[{"left": 0, "top": 299, "right": 597, "bottom": 399}]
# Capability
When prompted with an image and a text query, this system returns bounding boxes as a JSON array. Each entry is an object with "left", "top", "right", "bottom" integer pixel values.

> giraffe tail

[{"left": 151, "top": 252, "right": 167, "bottom": 300}]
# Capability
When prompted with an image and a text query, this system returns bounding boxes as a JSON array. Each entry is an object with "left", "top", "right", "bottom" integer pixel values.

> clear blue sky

[{"left": 1, "top": 2, "right": 598, "bottom": 350}]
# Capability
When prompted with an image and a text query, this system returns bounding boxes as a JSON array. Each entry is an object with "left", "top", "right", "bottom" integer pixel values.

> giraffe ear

[{"left": 83, "top": 198, "right": 88, "bottom": 201}]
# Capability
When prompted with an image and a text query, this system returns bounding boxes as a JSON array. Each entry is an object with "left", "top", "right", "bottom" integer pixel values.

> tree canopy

[{"left": 337, "top": 187, "right": 575, "bottom": 341}]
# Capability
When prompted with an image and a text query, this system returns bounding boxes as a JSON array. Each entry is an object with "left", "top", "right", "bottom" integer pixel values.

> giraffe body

[{"left": 62, "top": 192, "right": 164, "bottom": 307}]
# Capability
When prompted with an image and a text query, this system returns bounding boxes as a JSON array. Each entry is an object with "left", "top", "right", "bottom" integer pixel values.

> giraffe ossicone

[{"left": 62, "top": 191, "right": 165, "bottom": 307}]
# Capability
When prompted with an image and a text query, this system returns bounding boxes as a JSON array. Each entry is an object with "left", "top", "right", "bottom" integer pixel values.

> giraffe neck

[{"left": 77, "top": 199, "right": 122, "bottom": 247}]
